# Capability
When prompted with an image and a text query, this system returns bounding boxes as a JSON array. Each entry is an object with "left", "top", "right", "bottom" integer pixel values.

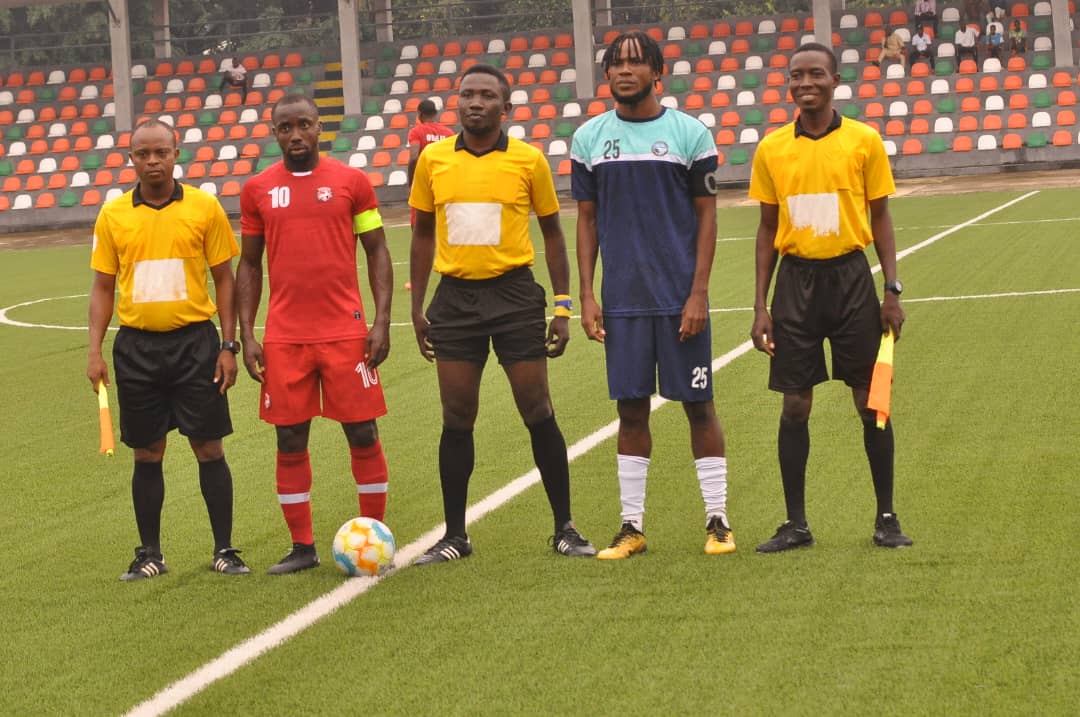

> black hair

[
  {"left": 460, "top": 63, "right": 511, "bottom": 100},
  {"left": 418, "top": 98, "right": 438, "bottom": 117},
  {"left": 791, "top": 41, "right": 838, "bottom": 74},
  {"left": 601, "top": 30, "right": 664, "bottom": 75},
  {"left": 272, "top": 93, "right": 319, "bottom": 118},
  {"left": 132, "top": 117, "right": 178, "bottom": 147}
]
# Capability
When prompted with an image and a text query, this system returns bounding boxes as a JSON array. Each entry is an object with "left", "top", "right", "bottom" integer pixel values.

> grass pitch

[{"left": 1, "top": 187, "right": 1078, "bottom": 716}]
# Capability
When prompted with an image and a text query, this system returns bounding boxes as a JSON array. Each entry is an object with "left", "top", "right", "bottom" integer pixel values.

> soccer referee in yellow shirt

[
  {"left": 748, "top": 43, "right": 913, "bottom": 552},
  {"left": 87, "top": 119, "right": 249, "bottom": 580},
  {"left": 408, "top": 65, "right": 595, "bottom": 564}
]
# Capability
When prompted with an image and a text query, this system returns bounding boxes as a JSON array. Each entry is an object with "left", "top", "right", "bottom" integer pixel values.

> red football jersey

[
  {"left": 407, "top": 121, "right": 454, "bottom": 150},
  {"left": 241, "top": 157, "right": 379, "bottom": 344}
]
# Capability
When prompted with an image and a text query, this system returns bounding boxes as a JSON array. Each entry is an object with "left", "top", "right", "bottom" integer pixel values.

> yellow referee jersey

[
  {"left": 408, "top": 131, "right": 560, "bottom": 280},
  {"left": 749, "top": 115, "right": 895, "bottom": 260},
  {"left": 90, "top": 183, "right": 238, "bottom": 331}
]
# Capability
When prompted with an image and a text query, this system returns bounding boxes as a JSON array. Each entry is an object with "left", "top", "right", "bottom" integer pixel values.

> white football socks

[
  {"left": 696, "top": 456, "right": 728, "bottom": 527},
  {"left": 616, "top": 454, "right": 649, "bottom": 531}
]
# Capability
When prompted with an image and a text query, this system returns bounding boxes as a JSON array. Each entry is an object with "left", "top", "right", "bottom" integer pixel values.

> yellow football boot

[
  {"left": 596, "top": 522, "right": 647, "bottom": 560},
  {"left": 704, "top": 515, "right": 736, "bottom": 555}
]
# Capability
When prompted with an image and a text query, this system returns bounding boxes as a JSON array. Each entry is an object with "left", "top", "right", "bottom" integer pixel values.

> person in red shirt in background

[{"left": 407, "top": 99, "right": 454, "bottom": 226}]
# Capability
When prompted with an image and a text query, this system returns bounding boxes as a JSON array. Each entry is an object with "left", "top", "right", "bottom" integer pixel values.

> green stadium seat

[
  {"left": 375, "top": 64, "right": 392, "bottom": 79},
  {"left": 81, "top": 154, "right": 102, "bottom": 170},
  {"left": 1026, "top": 131, "right": 1048, "bottom": 147},
  {"left": 340, "top": 116, "right": 361, "bottom": 133},
  {"left": 729, "top": 148, "right": 750, "bottom": 165},
  {"left": 131, "top": 80, "right": 144, "bottom": 95},
  {"left": 841, "top": 104, "right": 860, "bottom": 119},
  {"left": 263, "top": 142, "right": 282, "bottom": 157},
  {"left": 91, "top": 119, "right": 110, "bottom": 135},
  {"left": 368, "top": 81, "right": 387, "bottom": 96},
  {"left": 379, "top": 45, "right": 397, "bottom": 61},
  {"left": 257, "top": 157, "right": 277, "bottom": 172},
  {"left": 742, "top": 74, "right": 760, "bottom": 89},
  {"left": 935, "top": 60, "right": 954, "bottom": 76},
  {"left": 555, "top": 121, "right": 575, "bottom": 137},
  {"left": 846, "top": 29, "right": 865, "bottom": 45},
  {"left": 1034, "top": 92, "right": 1052, "bottom": 108},
  {"left": 58, "top": 191, "right": 79, "bottom": 208},
  {"left": 554, "top": 86, "right": 573, "bottom": 102},
  {"left": 1031, "top": 17, "right": 1052, "bottom": 34},
  {"left": 840, "top": 66, "right": 857, "bottom": 83},
  {"left": 744, "top": 109, "right": 764, "bottom": 125},
  {"left": 198, "top": 111, "right": 216, "bottom": 126},
  {"left": 207, "top": 74, "right": 224, "bottom": 91},
  {"left": 362, "top": 99, "right": 380, "bottom": 115},
  {"left": 37, "top": 87, "right": 56, "bottom": 102},
  {"left": 307, "top": 51, "right": 323, "bottom": 64},
  {"left": 5, "top": 125, "right": 25, "bottom": 141},
  {"left": 487, "top": 55, "right": 505, "bottom": 68},
  {"left": 1032, "top": 54, "right": 1052, "bottom": 70},
  {"left": 0, "top": 160, "right": 12, "bottom": 176},
  {"left": 685, "top": 42, "right": 704, "bottom": 57},
  {"left": 940, "top": 24, "right": 957, "bottom": 39},
  {"left": 177, "top": 147, "right": 193, "bottom": 164},
  {"left": 331, "top": 136, "right": 351, "bottom": 153},
  {"left": 753, "top": 37, "right": 774, "bottom": 52},
  {"left": 928, "top": 137, "right": 948, "bottom": 153},
  {"left": 297, "top": 70, "right": 314, "bottom": 84},
  {"left": 937, "top": 97, "right": 957, "bottom": 113},
  {"left": 668, "top": 78, "right": 689, "bottom": 94}
]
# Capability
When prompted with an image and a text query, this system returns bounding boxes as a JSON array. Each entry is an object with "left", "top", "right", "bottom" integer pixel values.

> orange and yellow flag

[
  {"left": 98, "top": 380, "right": 115, "bottom": 457},
  {"left": 866, "top": 330, "right": 895, "bottom": 430}
]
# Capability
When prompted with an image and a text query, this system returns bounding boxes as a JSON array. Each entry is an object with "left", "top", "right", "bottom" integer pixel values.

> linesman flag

[
  {"left": 98, "top": 380, "right": 115, "bottom": 457},
  {"left": 866, "top": 330, "right": 895, "bottom": 430}
]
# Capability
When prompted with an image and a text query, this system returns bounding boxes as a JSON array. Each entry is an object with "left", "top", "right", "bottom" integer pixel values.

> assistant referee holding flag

[{"left": 87, "top": 118, "right": 249, "bottom": 580}]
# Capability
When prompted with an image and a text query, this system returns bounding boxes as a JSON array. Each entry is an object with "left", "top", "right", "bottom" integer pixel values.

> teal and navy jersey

[{"left": 571, "top": 107, "right": 718, "bottom": 316}]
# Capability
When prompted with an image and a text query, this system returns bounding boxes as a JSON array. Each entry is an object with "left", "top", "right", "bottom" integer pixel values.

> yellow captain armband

[{"left": 353, "top": 208, "right": 384, "bottom": 235}]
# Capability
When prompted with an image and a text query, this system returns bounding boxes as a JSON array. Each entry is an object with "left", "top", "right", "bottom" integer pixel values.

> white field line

[{"left": 119, "top": 190, "right": 1043, "bottom": 716}]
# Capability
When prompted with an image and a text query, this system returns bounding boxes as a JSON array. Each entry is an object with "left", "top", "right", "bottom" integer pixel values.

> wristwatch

[
  {"left": 220, "top": 340, "right": 241, "bottom": 354},
  {"left": 884, "top": 279, "right": 904, "bottom": 296}
]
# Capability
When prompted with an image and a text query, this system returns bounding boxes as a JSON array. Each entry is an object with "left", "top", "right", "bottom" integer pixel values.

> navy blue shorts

[
  {"left": 113, "top": 320, "right": 233, "bottom": 448},
  {"left": 603, "top": 315, "right": 714, "bottom": 402},
  {"left": 769, "top": 250, "right": 881, "bottom": 392}
]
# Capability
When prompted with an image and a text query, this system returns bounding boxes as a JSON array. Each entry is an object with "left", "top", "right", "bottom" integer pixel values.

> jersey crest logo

[
  {"left": 651, "top": 141, "right": 669, "bottom": 157},
  {"left": 317, "top": 186, "right": 333, "bottom": 202}
]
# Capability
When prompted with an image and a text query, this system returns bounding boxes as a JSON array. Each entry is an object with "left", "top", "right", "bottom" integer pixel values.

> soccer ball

[{"left": 332, "top": 517, "right": 396, "bottom": 577}]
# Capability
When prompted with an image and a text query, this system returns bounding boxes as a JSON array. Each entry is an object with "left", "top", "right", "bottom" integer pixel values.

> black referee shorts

[
  {"left": 113, "top": 320, "right": 233, "bottom": 448},
  {"left": 426, "top": 266, "right": 548, "bottom": 367},
  {"left": 769, "top": 250, "right": 881, "bottom": 393}
]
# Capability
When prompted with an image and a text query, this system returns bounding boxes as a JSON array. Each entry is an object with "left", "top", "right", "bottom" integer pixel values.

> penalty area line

[{"left": 118, "top": 188, "right": 1035, "bottom": 716}]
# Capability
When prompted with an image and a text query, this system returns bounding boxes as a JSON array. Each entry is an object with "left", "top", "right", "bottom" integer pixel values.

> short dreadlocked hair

[{"left": 600, "top": 30, "right": 664, "bottom": 75}]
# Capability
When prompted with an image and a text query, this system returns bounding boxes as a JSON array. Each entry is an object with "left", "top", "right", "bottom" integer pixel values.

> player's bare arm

[
  {"left": 575, "top": 199, "right": 605, "bottom": 343},
  {"left": 87, "top": 270, "right": 116, "bottom": 390},
  {"left": 358, "top": 226, "right": 393, "bottom": 368},
  {"left": 870, "top": 196, "right": 905, "bottom": 340},
  {"left": 409, "top": 209, "right": 437, "bottom": 362},
  {"left": 236, "top": 232, "right": 266, "bottom": 382},
  {"left": 208, "top": 260, "right": 238, "bottom": 394},
  {"left": 406, "top": 144, "right": 421, "bottom": 186},
  {"left": 538, "top": 211, "right": 570, "bottom": 358},
  {"left": 680, "top": 195, "right": 718, "bottom": 341},
  {"left": 751, "top": 202, "right": 781, "bottom": 356}
]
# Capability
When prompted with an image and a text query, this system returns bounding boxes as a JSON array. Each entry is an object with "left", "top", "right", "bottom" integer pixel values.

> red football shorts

[{"left": 259, "top": 339, "right": 387, "bottom": 425}]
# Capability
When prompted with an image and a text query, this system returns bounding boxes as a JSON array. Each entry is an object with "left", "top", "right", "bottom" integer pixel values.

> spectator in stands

[
  {"left": 876, "top": 27, "right": 907, "bottom": 68},
  {"left": 910, "top": 25, "right": 937, "bottom": 69},
  {"left": 986, "top": 21, "right": 1005, "bottom": 60},
  {"left": 1009, "top": 20, "right": 1027, "bottom": 55},
  {"left": 406, "top": 98, "right": 454, "bottom": 199},
  {"left": 914, "top": 0, "right": 938, "bottom": 36},
  {"left": 955, "top": 24, "right": 980, "bottom": 63},
  {"left": 963, "top": 0, "right": 988, "bottom": 25},
  {"left": 221, "top": 56, "right": 248, "bottom": 104},
  {"left": 988, "top": 0, "right": 1007, "bottom": 22}
]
